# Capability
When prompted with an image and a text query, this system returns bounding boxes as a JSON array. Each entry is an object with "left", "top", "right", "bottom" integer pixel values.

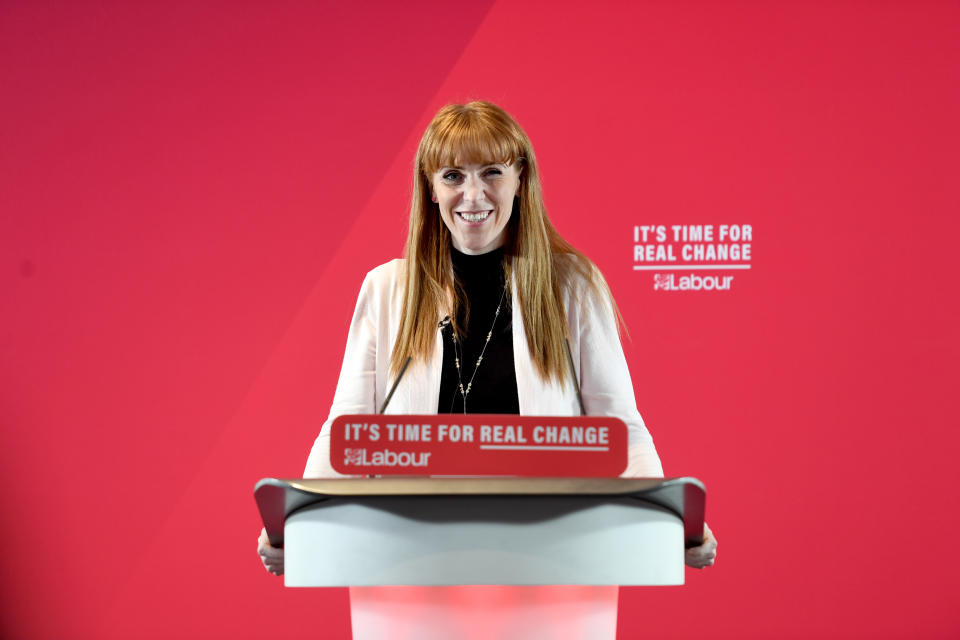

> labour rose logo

[
  {"left": 344, "top": 448, "right": 364, "bottom": 466},
  {"left": 653, "top": 273, "right": 672, "bottom": 290}
]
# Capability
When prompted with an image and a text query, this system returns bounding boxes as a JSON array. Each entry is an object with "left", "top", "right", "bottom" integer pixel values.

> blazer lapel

[
  {"left": 396, "top": 320, "right": 442, "bottom": 414},
  {"left": 511, "top": 276, "right": 536, "bottom": 415},
  {"left": 512, "top": 272, "right": 579, "bottom": 417}
]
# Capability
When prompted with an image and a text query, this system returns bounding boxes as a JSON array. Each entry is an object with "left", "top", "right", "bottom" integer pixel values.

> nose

[{"left": 463, "top": 173, "right": 484, "bottom": 204}]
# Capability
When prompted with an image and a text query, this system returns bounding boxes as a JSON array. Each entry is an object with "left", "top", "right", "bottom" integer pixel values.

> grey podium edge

[{"left": 256, "top": 477, "right": 705, "bottom": 550}]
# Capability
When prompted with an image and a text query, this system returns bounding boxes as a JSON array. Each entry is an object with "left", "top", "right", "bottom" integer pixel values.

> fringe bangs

[{"left": 419, "top": 105, "right": 525, "bottom": 175}]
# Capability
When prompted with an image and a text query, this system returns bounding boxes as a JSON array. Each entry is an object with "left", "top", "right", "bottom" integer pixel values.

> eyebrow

[{"left": 440, "top": 162, "right": 507, "bottom": 171}]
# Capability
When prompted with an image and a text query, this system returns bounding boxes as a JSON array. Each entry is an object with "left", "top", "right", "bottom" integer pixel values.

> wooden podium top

[{"left": 256, "top": 476, "right": 705, "bottom": 549}]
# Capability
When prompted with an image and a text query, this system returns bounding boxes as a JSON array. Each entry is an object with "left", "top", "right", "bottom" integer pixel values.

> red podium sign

[{"left": 329, "top": 414, "right": 627, "bottom": 476}]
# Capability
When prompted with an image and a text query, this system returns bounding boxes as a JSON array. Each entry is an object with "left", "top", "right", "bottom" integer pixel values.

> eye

[
  {"left": 484, "top": 167, "right": 502, "bottom": 177},
  {"left": 442, "top": 171, "right": 463, "bottom": 182}
]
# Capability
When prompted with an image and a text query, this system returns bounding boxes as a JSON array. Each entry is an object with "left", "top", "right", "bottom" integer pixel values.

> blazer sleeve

[
  {"left": 303, "top": 269, "right": 380, "bottom": 478},
  {"left": 575, "top": 271, "right": 664, "bottom": 478}
]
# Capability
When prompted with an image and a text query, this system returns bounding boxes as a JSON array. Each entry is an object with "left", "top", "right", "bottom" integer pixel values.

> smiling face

[{"left": 431, "top": 161, "right": 522, "bottom": 255}]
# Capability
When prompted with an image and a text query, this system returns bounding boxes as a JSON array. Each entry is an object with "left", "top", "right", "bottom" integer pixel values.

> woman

[{"left": 258, "top": 101, "right": 717, "bottom": 575}]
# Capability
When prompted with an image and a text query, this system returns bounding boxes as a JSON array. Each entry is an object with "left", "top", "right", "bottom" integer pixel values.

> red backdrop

[{"left": 2, "top": 1, "right": 958, "bottom": 637}]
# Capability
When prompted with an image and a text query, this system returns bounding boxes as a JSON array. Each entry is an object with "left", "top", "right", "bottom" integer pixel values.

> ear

[{"left": 431, "top": 192, "right": 438, "bottom": 203}]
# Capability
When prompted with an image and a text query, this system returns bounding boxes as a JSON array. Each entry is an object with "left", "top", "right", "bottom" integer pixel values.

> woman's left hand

[{"left": 685, "top": 521, "right": 717, "bottom": 569}]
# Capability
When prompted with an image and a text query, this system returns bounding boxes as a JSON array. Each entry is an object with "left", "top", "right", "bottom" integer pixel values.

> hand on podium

[
  {"left": 258, "top": 527, "right": 284, "bottom": 576},
  {"left": 685, "top": 522, "right": 717, "bottom": 569}
]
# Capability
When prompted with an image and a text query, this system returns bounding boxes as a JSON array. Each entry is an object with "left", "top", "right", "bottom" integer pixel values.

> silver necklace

[{"left": 450, "top": 284, "right": 507, "bottom": 414}]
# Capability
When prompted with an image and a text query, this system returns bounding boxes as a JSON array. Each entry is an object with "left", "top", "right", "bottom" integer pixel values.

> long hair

[{"left": 391, "top": 101, "right": 619, "bottom": 384}]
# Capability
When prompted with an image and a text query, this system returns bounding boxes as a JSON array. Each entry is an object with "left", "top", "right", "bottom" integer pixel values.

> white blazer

[{"left": 304, "top": 259, "right": 663, "bottom": 478}]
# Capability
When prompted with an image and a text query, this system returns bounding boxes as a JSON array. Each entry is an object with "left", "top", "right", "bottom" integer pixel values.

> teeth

[{"left": 459, "top": 211, "right": 490, "bottom": 222}]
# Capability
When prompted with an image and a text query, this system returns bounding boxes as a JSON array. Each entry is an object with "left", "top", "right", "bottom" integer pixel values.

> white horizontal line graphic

[
  {"left": 479, "top": 445, "right": 609, "bottom": 452},
  {"left": 633, "top": 264, "right": 752, "bottom": 270}
]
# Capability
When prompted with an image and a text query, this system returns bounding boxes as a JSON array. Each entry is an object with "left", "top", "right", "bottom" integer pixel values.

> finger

[
  {"left": 702, "top": 522, "right": 717, "bottom": 546},
  {"left": 260, "top": 556, "right": 283, "bottom": 568},
  {"left": 686, "top": 553, "right": 710, "bottom": 566},
  {"left": 258, "top": 528, "right": 283, "bottom": 552},
  {"left": 686, "top": 548, "right": 716, "bottom": 564},
  {"left": 258, "top": 537, "right": 277, "bottom": 553},
  {"left": 687, "top": 556, "right": 714, "bottom": 569},
  {"left": 686, "top": 547, "right": 717, "bottom": 564},
  {"left": 686, "top": 541, "right": 717, "bottom": 558},
  {"left": 688, "top": 545, "right": 717, "bottom": 559},
  {"left": 688, "top": 536, "right": 718, "bottom": 555}
]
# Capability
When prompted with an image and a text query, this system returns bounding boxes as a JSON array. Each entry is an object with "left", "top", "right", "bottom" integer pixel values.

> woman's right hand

[{"left": 257, "top": 527, "right": 284, "bottom": 576}]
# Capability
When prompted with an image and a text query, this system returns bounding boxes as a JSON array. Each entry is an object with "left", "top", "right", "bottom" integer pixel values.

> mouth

[{"left": 456, "top": 210, "right": 492, "bottom": 223}]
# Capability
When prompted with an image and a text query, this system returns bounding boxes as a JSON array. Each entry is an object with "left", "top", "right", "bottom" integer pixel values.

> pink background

[{"left": 2, "top": 1, "right": 958, "bottom": 637}]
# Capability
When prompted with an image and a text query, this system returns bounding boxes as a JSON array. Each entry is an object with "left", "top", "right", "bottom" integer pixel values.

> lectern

[{"left": 255, "top": 477, "right": 705, "bottom": 639}]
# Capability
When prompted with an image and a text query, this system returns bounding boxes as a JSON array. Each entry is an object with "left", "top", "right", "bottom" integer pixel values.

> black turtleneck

[{"left": 438, "top": 246, "right": 520, "bottom": 414}]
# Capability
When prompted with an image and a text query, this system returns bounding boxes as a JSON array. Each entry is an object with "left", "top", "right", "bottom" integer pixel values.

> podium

[{"left": 255, "top": 477, "right": 705, "bottom": 639}]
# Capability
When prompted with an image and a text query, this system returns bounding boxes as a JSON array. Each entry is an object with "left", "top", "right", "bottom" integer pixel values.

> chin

[{"left": 459, "top": 243, "right": 491, "bottom": 255}]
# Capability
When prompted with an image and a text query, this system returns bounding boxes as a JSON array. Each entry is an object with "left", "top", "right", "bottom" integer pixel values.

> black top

[{"left": 438, "top": 246, "right": 520, "bottom": 414}]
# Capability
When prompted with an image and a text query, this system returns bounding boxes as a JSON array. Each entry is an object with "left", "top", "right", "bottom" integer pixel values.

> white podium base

[{"left": 349, "top": 585, "right": 618, "bottom": 640}]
